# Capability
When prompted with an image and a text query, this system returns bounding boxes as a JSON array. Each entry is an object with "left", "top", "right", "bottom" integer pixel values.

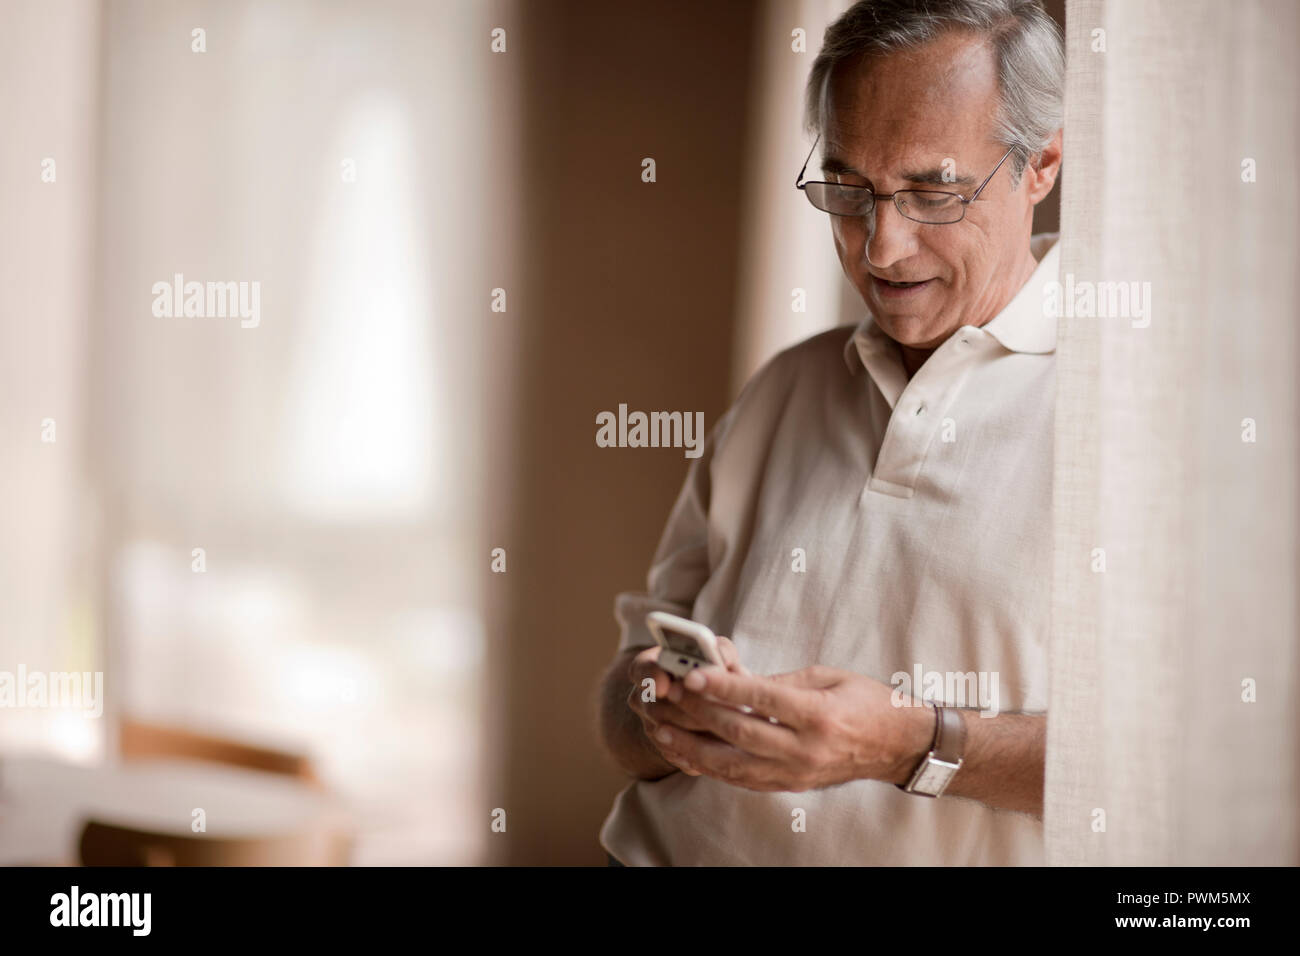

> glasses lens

[
  {"left": 803, "top": 182, "right": 874, "bottom": 217},
  {"left": 895, "top": 191, "right": 964, "bottom": 224}
]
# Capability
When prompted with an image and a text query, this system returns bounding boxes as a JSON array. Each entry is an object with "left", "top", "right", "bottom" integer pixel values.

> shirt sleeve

[{"left": 612, "top": 404, "right": 739, "bottom": 652}]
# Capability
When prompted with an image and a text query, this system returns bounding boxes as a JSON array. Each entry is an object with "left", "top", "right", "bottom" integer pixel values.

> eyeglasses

[{"left": 795, "top": 135, "right": 1018, "bottom": 224}]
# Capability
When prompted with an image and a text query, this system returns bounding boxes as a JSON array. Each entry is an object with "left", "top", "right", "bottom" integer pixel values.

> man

[{"left": 597, "top": 0, "right": 1064, "bottom": 865}]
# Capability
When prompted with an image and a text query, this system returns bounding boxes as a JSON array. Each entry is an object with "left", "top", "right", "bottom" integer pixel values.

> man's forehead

[
  {"left": 821, "top": 33, "right": 999, "bottom": 147},
  {"left": 821, "top": 39, "right": 999, "bottom": 180},
  {"left": 822, "top": 121, "right": 978, "bottom": 184}
]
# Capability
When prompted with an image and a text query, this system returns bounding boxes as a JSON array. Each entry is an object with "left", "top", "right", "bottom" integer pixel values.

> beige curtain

[{"left": 1048, "top": 0, "right": 1300, "bottom": 864}]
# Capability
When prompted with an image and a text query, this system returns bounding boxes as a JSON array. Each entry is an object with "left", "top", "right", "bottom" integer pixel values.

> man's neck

[
  {"left": 896, "top": 247, "right": 1041, "bottom": 381},
  {"left": 898, "top": 343, "right": 932, "bottom": 380}
]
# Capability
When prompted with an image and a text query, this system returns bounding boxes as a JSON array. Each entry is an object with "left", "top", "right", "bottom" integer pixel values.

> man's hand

[
  {"left": 652, "top": 664, "right": 930, "bottom": 791},
  {"left": 625, "top": 637, "right": 746, "bottom": 777},
  {"left": 651, "top": 663, "right": 1046, "bottom": 816}
]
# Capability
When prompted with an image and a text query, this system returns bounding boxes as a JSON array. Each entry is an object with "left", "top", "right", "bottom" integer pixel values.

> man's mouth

[{"left": 871, "top": 275, "right": 935, "bottom": 296}]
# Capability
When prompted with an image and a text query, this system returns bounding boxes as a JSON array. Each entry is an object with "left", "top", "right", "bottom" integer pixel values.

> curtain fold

[{"left": 1047, "top": 0, "right": 1300, "bottom": 864}]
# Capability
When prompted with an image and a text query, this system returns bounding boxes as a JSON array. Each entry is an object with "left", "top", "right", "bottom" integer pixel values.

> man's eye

[{"left": 830, "top": 185, "right": 872, "bottom": 205}]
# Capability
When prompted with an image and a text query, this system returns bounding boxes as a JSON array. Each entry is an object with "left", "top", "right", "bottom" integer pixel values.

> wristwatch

[{"left": 897, "top": 703, "right": 966, "bottom": 797}]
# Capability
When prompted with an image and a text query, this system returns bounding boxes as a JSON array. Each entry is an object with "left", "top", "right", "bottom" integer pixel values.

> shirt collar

[{"left": 843, "top": 232, "right": 1061, "bottom": 375}]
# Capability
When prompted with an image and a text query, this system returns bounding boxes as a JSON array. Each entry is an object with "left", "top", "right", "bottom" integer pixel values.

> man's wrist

[{"left": 887, "top": 700, "right": 940, "bottom": 786}]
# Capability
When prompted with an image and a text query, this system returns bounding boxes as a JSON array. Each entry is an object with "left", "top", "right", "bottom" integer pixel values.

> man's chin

[{"left": 871, "top": 313, "right": 949, "bottom": 350}]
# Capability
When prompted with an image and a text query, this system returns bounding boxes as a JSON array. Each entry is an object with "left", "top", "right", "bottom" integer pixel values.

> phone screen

[{"left": 662, "top": 630, "right": 707, "bottom": 658}]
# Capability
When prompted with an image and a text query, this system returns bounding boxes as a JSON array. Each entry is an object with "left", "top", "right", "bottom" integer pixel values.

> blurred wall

[
  {"left": 84, "top": 0, "right": 502, "bottom": 864},
  {"left": 0, "top": 0, "right": 103, "bottom": 758},
  {"left": 491, "top": 0, "right": 759, "bottom": 865},
  {"left": 2, "top": 0, "right": 512, "bottom": 865}
]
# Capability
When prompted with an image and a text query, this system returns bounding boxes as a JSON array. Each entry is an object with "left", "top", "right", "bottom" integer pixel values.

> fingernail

[{"left": 684, "top": 670, "right": 706, "bottom": 691}]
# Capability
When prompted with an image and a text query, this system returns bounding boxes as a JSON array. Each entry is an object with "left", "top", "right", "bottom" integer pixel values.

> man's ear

[{"left": 1025, "top": 128, "right": 1063, "bottom": 206}]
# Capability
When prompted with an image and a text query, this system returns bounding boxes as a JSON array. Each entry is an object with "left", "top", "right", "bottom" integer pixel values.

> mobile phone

[
  {"left": 644, "top": 612, "right": 772, "bottom": 721},
  {"left": 645, "top": 611, "right": 727, "bottom": 678}
]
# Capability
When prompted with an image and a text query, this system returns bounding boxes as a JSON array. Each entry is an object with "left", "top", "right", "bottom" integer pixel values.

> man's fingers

[
  {"left": 641, "top": 699, "right": 719, "bottom": 735},
  {"left": 767, "top": 665, "right": 840, "bottom": 689},
  {"left": 653, "top": 735, "right": 697, "bottom": 775},
  {"left": 628, "top": 646, "right": 662, "bottom": 673},
  {"left": 645, "top": 716, "right": 710, "bottom": 776},
  {"left": 627, "top": 652, "right": 674, "bottom": 702},
  {"left": 654, "top": 725, "right": 781, "bottom": 789},
  {"left": 671, "top": 692, "right": 799, "bottom": 757},
  {"left": 714, "top": 636, "right": 749, "bottom": 674},
  {"left": 680, "top": 668, "right": 814, "bottom": 727}
]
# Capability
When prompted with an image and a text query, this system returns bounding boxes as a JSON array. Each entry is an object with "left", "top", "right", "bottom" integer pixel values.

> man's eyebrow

[
  {"left": 820, "top": 156, "right": 867, "bottom": 177},
  {"left": 820, "top": 155, "right": 978, "bottom": 188},
  {"left": 899, "top": 167, "right": 977, "bottom": 187}
]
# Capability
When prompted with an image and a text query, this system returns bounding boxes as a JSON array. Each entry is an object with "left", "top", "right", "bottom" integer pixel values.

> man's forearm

[
  {"left": 893, "top": 706, "right": 1045, "bottom": 818},
  {"left": 597, "top": 646, "right": 677, "bottom": 781}
]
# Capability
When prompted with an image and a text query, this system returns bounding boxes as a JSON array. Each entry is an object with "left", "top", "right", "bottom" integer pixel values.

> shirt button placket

[{"left": 868, "top": 331, "right": 978, "bottom": 496}]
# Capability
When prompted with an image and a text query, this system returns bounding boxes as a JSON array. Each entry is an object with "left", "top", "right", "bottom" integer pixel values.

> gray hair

[{"left": 804, "top": 0, "right": 1064, "bottom": 182}]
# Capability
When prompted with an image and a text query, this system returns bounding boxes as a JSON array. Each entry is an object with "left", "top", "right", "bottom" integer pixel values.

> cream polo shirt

[{"left": 600, "top": 233, "right": 1061, "bottom": 866}]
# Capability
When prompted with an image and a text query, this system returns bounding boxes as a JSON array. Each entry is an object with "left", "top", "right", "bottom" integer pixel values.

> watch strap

[
  {"left": 897, "top": 703, "right": 967, "bottom": 797},
  {"left": 932, "top": 703, "right": 966, "bottom": 764}
]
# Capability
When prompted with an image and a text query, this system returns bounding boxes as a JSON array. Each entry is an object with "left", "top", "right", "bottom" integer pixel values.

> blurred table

[{"left": 0, "top": 753, "right": 351, "bottom": 865}]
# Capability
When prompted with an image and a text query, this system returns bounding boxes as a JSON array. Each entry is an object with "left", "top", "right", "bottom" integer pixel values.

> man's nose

[{"left": 865, "top": 198, "right": 919, "bottom": 271}]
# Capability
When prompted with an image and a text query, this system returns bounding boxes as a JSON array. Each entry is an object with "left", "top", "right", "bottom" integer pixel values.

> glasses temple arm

[
  {"left": 795, "top": 135, "right": 820, "bottom": 187},
  {"left": 968, "top": 145, "right": 1020, "bottom": 202}
]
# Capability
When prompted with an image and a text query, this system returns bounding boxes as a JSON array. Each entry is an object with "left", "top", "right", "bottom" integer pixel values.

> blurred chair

[
  {"left": 118, "top": 717, "right": 320, "bottom": 784},
  {"left": 79, "top": 820, "right": 351, "bottom": 866},
  {"left": 92, "top": 718, "right": 351, "bottom": 865}
]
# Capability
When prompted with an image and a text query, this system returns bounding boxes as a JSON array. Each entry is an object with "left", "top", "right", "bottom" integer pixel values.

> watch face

[{"left": 911, "top": 757, "right": 962, "bottom": 797}]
